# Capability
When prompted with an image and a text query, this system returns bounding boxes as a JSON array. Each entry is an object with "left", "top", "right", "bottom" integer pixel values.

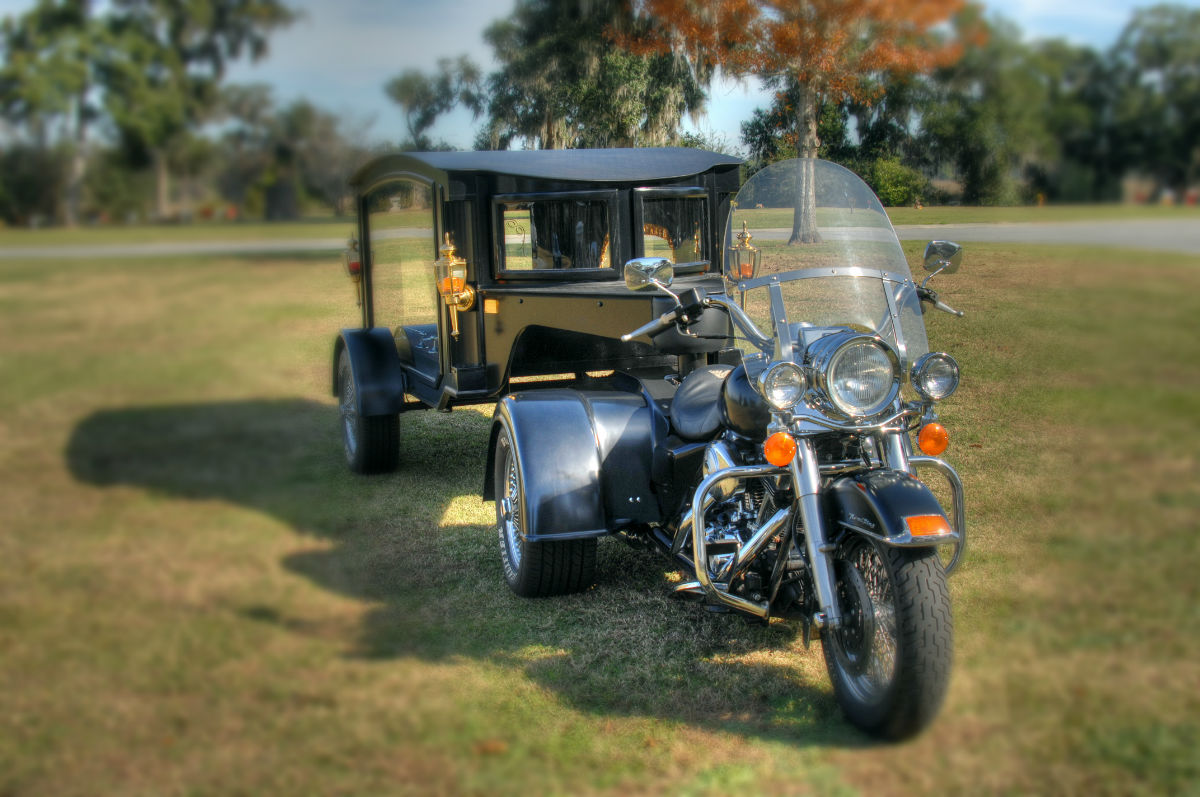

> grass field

[{"left": 1, "top": 238, "right": 1197, "bottom": 794}]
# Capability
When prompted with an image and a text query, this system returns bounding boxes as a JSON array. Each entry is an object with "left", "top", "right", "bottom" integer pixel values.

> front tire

[
  {"left": 494, "top": 424, "right": 596, "bottom": 597},
  {"left": 337, "top": 350, "right": 399, "bottom": 474},
  {"left": 822, "top": 537, "right": 953, "bottom": 740}
]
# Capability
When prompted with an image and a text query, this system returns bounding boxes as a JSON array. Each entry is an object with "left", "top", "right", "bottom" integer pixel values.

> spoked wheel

[
  {"left": 337, "top": 350, "right": 399, "bottom": 474},
  {"left": 822, "top": 536, "right": 953, "bottom": 740},
  {"left": 494, "top": 424, "right": 596, "bottom": 597}
]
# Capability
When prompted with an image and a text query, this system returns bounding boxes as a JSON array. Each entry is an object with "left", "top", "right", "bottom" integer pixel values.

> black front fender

[
  {"left": 484, "top": 389, "right": 660, "bottom": 542},
  {"left": 332, "top": 328, "right": 407, "bottom": 417},
  {"left": 825, "top": 469, "right": 959, "bottom": 547}
]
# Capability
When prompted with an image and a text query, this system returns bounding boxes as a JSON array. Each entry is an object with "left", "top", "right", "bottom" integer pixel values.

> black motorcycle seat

[{"left": 670, "top": 365, "right": 733, "bottom": 441}]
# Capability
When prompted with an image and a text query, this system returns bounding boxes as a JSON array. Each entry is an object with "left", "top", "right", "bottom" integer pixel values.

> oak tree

[
  {"left": 477, "top": 0, "right": 705, "bottom": 150},
  {"left": 627, "top": 0, "right": 967, "bottom": 241}
]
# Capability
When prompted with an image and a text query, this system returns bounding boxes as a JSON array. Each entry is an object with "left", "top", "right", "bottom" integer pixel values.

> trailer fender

[
  {"left": 332, "top": 328, "right": 407, "bottom": 417},
  {"left": 484, "top": 389, "right": 659, "bottom": 542}
]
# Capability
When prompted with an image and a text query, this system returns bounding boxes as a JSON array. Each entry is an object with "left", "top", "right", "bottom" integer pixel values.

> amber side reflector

[
  {"left": 918, "top": 422, "right": 949, "bottom": 456},
  {"left": 763, "top": 431, "right": 797, "bottom": 467},
  {"left": 906, "top": 514, "right": 952, "bottom": 537}
]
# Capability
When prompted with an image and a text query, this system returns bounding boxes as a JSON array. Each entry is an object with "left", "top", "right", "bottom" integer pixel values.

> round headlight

[
  {"left": 826, "top": 339, "right": 899, "bottom": 417},
  {"left": 757, "top": 361, "right": 807, "bottom": 410},
  {"left": 911, "top": 352, "right": 960, "bottom": 401}
]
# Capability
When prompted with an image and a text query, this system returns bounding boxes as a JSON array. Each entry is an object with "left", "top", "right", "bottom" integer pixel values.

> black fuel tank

[{"left": 719, "top": 363, "right": 770, "bottom": 440}]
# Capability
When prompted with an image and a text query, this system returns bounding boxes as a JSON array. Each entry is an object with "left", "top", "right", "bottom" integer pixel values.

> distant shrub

[{"left": 870, "top": 157, "right": 929, "bottom": 207}]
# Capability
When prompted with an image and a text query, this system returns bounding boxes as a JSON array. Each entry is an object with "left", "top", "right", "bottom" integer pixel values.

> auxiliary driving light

[
  {"left": 757, "top": 361, "right": 807, "bottom": 410},
  {"left": 911, "top": 352, "right": 960, "bottom": 401}
]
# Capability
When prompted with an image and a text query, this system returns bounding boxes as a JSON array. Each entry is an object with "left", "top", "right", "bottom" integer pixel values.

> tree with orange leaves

[{"left": 624, "top": 0, "right": 967, "bottom": 242}]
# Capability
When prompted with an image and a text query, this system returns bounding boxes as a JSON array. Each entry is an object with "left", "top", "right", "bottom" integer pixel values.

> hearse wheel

[
  {"left": 337, "top": 350, "right": 399, "bottom": 474},
  {"left": 494, "top": 424, "right": 596, "bottom": 597}
]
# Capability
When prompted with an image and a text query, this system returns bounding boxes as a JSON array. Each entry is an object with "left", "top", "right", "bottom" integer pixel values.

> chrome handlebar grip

[{"left": 620, "top": 309, "right": 677, "bottom": 342}]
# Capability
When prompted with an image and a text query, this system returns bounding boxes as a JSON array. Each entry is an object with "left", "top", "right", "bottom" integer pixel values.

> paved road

[
  {"left": 1, "top": 219, "right": 1198, "bottom": 258},
  {"left": 895, "top": 219, "right": 1200, "bottom": 255}
]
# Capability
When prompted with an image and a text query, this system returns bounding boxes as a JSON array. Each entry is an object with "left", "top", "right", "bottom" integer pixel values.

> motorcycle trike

[{"left": 486, "top": 158, "right": 967, "bottom": 739}]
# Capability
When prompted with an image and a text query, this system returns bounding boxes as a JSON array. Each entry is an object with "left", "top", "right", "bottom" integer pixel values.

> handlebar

[
  {"left": 917, "top": 286, "right": 965, "bottom": 318},
  {"left": 620, "top": 290, "right": 775, "bottom": 350},
  {"left": 932, "top": 297, "right": 964, "bottom": 317},
  {"left": 620, "top": 308, "right": 680, "bottom": 342}
]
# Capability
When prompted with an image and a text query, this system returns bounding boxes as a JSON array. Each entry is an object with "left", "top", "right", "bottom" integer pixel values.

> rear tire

[
  {"left": 822, "top": 537, "right": 953, "bottom": 740},
  {"left": 338, "top": 350, "right": 399, "bottom": 474},
  {"left": 494, "top": 424, "right": 596, "bottom": 597}
]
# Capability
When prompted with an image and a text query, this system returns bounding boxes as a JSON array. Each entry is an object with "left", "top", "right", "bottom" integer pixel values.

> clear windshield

[{"left": 724, "top": 159, "right": 928, "bottom": 367}]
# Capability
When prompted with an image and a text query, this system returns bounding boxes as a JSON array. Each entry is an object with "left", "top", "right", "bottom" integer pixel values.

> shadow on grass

[{"left": 66, "top": 398, "right": 862, "bottom": 749}]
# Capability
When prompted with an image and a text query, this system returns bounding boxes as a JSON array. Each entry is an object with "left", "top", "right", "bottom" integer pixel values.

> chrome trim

[
  {"left": 716, "top": 505, "right": 792, "bottom": 582},
  {"left": 837, "top": 519, "right": 960, "bottom": 549},
  {"left": 768, "top": 281, "right": 797, "bottom": 361},
  {"left": 702, "top": 439, "right": 740, "bottom": 502},
  {"left": 881, "top": 430, "right": 912, "bottom": 475},
  {"left": 792, "top": 439, "right": 842, "bottom": 629},
  {"left": 703, "top": 293, "right": 771, "bottom": 350},
  {"left": 819, "top": 459, "right": 872, "bottom": 476},
  {"left": 881, "top": 275, "right": 908, "bottom": 368},
  {"left": 910, "top": 455, "right": 967, "bottom": 574},
  {"left": 690, "top": 463, "right": 785, "bottom": 618},
  {"left": 791, "top": 406, "right": 913, "bottom": 434},
  {"left": 738, "top": 266, "right": 910, "bottom": 291}
]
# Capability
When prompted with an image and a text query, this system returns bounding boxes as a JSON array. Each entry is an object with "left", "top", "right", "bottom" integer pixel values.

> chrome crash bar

[
  {"left": 687, "top": 463, "right": 785, "bottom": 618},
  {"left": 909, "top": 455, "right": 967, "bottom": 575}
]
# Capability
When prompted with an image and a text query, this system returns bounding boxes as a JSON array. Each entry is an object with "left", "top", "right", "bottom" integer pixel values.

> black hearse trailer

[{"left": 333, "top": 148, "right": 742, "bottom": 473}]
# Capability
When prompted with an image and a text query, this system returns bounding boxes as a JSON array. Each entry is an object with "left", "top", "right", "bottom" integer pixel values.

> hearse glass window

[
  {"left": 638, "top": 190, "right": 709, "bottom": 273},
  {"left": 499, "top": 197, "right": 611, "bottom": 273},
  {"left": 364, "top": 178, "right": 437, "bottom": 330}
]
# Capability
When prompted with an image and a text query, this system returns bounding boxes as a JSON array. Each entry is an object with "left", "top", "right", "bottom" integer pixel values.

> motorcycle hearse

[{"left": 333, "top": 149, "right": 967, "bottom": 740}]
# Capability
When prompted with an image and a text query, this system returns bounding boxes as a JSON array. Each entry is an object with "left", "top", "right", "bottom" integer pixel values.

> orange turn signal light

[
  {"left": 917, "top": 422, "right": 949, "bottom": 456},
  {"left": 764, "top": 431, "right": 797, "bottom": 467},
  {"left": 905, "top": 514, "right": 953, "bottom": 537}
]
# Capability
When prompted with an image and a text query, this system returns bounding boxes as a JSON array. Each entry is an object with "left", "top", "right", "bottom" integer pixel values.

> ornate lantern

[
  {"left": 727, "top": 220, "right": 760, "bottom": 282},
  {"left": 434, "top": 233, "right": 476, "bottom": 338},
  {"left": 726, "top": 220, "right": 759, "bottom": 307}
]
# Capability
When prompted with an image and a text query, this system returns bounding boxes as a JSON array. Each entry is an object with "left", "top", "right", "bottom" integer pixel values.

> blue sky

[{"left": 2, "top": 0, "right": 1196, "bottom": 150}]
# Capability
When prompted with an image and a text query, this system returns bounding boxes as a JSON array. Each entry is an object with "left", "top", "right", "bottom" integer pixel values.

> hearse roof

[{"left": 351, "top": 147, "right": 742, "bottom": 188}]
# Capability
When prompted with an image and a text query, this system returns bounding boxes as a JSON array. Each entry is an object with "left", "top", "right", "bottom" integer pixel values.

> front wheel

[
  {"left": 822, "top": 537, "right": 953, "bottom": 740},
  {"left": 494, "top": 424, "right": 596, "bottom": 597}
]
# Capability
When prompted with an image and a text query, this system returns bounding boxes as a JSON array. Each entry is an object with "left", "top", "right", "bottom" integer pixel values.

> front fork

[
  {"left": 793, "top": 430, "right": 911, "bottom": 632},
  {"left": 791, "top": 438, "right": 842, "bottom": 630}
]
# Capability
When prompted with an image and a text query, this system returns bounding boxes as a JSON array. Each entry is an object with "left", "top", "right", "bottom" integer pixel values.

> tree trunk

[
  {"left": 152, "top": 147, "right": 171, "bottom": 220},
  {"left": 65, "top": 92, "right": 88, "bottom": 228},
  {"left": 789, "top": 83, "right": 823, "bottom": 245}
]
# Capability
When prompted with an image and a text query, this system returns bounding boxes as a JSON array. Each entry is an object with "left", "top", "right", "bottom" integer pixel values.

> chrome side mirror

[
  {"left": 624, "top": 257, "right": 674, "bottom": 291},
  {"left": 923, "top": 240, "right": 963, "bottom": 275}
]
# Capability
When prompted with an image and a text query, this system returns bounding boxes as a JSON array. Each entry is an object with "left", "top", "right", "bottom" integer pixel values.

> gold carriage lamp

[
  {"left": 728, "top": 220, "right": 760, "bottom": 283},
  {"left": 342, "top": 236, "right": 363, "bottom": 307},
  {"left": 435, "top": 232, "right": 476, "bottom": 338}
]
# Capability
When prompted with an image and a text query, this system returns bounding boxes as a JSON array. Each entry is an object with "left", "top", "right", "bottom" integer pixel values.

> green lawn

[
  {"left": 0, "top": 217, "right": 357, "bottom": 246},
  {"left": 0, "top": 241, "right": 1197, "bottom": 794}
]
